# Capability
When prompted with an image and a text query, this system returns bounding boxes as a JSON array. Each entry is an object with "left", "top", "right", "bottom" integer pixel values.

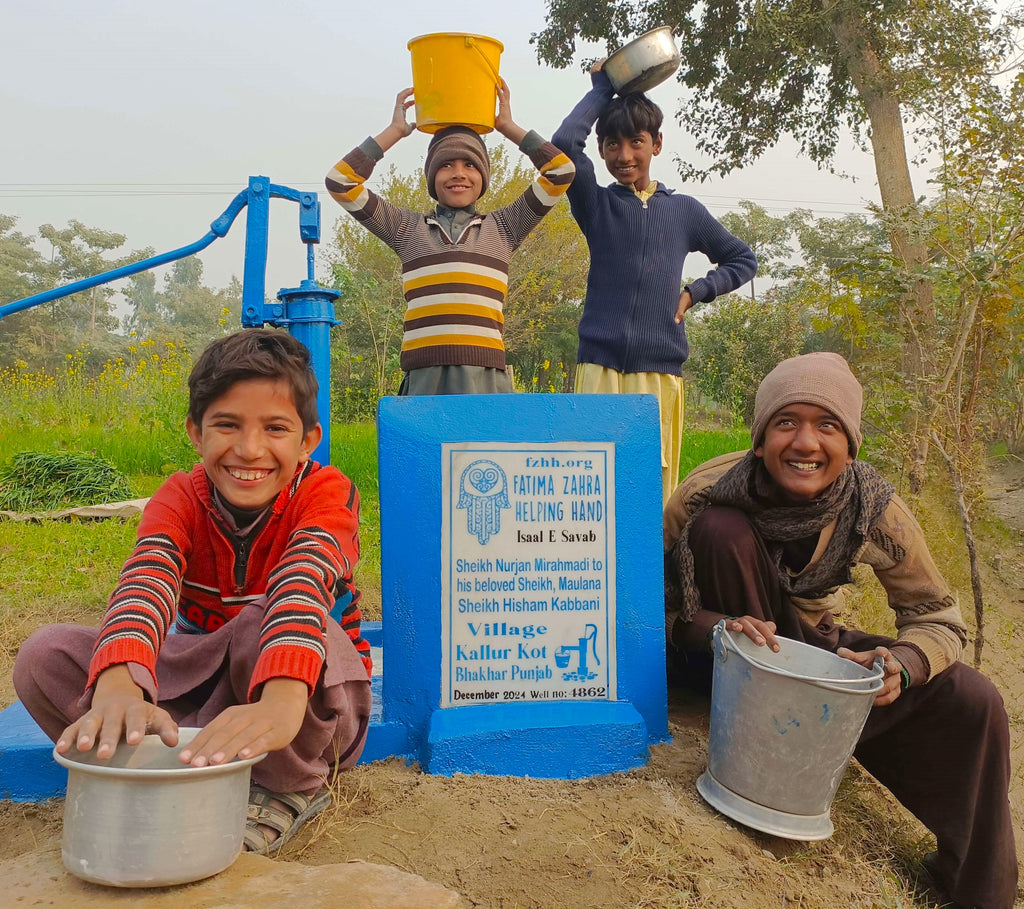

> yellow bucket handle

[{"left": 465, "top": 35, "right": 501, "bottom": 88}]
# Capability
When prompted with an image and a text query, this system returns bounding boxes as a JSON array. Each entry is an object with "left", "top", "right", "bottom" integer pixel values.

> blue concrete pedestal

[
  {"left": 426, "top": 701, "right": 648, "bottom": 778},
  {"left": 378, "top": 393, "right": 668, "bottom": 779},
  {"left": 1, "top": 393, "right": 671, "bottom": 798}
]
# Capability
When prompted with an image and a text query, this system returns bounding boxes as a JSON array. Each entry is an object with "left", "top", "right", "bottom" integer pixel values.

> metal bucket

[
  {"left": 55, "top": 728, "right": 265, "bottom": 887},
  {"left": 696, "top": 621, "right": 883, "bottom": 840},
  {"left": 603, "top": 26, "right": 681, "bottom": 95}
]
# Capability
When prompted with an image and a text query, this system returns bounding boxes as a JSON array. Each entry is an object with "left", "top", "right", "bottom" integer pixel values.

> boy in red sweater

[{"left": 14, "top": 329, "right": 372, "bottom": 855}]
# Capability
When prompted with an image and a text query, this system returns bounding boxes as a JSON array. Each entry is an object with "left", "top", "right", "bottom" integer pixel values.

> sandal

[{"left": 243, "top": 784, "right": 332, "bottom": 856}]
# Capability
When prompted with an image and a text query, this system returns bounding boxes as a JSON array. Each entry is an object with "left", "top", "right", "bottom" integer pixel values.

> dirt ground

[{"left": 3, "top": 461, "right": 1023, "bottom": 908}]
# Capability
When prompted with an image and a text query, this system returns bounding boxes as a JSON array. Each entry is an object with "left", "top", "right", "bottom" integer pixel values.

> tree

[
  {"left": 122, "top": 257, "right": 240, "bottom": 353},
  {"left": 325, "top": 163, "right": 418, "bottom": 417},
  {"left": 39, "top": 220, "right": 150, "bottom": 342},
  {"left": 685, "top": 290, "right": 806, "bottom": 423},
  {"left": 0, "top": 214, "right": 57, "bottom": 364},
  {"left": 783, "top": 210, "right": 891, "bottom": 360},
  {"left": 718, "top": 202, "right": 795, "bottom": 301},
  {"left": 485, "top": 149, "right": 589, "bottom": 391},
  {"left": 533, "top": 0, "right": 1022, "bottom": 488},
  {"left": 123, "top": 270, "right": 161, "bottom": 339},
  {"left": 157, "top": 258, "right": 240, "bottom": 352}
]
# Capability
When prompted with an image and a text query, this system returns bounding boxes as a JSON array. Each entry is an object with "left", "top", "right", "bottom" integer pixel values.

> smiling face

[
  {"left": 599, "top": 130, "right": 662, "bottom": 190},
  {"left": 754, "top": 403, "right": 854, "bottom": 503},
  {"left": 433, "top": 157, "right": 484, "bottom": 209},
  {"left": 186, "top": 377, "right": 321, "bottom": 510}
]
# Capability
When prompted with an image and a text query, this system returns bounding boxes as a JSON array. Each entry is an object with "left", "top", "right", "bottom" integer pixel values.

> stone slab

[{"left": 0, "top": 847, "right": 467, "bottom": 908}]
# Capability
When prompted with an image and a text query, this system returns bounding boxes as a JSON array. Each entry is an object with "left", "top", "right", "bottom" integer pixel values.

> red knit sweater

[{"left": 88, "top": 461, "right": 370, "bottom": 700}]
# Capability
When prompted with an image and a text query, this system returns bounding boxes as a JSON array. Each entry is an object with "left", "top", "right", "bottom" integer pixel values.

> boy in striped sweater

[
  {"left": 14, "top": 330, "right": 372, "bottom": 856},
  {"left": 325, "top": 80, "right": 575, "bottom": 395}
]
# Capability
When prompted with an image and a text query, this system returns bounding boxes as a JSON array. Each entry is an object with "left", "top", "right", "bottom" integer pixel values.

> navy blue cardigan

[{"left": 553, "top": 72, "right": 757, "bottom": 376}]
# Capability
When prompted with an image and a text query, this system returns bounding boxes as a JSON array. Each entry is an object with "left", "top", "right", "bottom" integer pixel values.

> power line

[
  {"left": 0, "top": 183, "right": 321, "bottom": 188},
  {"left": 0, "top": 188, "right": 873, "bottom": 216},
  {"left": 0, "top": 182, "right": 874, "bottom": 207}
]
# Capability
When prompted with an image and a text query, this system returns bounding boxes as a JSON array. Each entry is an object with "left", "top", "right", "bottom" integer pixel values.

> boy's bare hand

[
  {"left": 177, "top": 677, "right": 308, "bottom": 767},
  {"left": 374, "top": 88, "right": 416, "bottom": 151},
  {"left": 391, "top": 87, "right": 416, "bottom": 137},
  {"left": 56, "top": 664, "right": 178, "bottom": 760},
  {"left": 675, "top": 289, "right": 693, "bottom": 323},
  {"left": 838, "top": 645, "right": 903, "bottom": 706},
  {"left": 494, "top": 79, "right": 513, "bottom": 130},
  {"left": 590, "top": 57, "right": 607, "bottom": 73},
  {"left": 494, "top": 79, "right": 527, "bottom": 145}
]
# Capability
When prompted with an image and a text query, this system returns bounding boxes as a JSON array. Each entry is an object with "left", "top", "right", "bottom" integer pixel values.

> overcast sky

[{"left": 1, "top": 0, "right": 899, "bottom": 308}]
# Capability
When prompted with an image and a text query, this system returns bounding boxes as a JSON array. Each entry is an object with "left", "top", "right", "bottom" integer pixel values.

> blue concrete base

[
  {"left": 378, "top": 395, "right": 668, "bottom": 778},
  {"left": 0, "top": 700, "right": 66, "bottom": 801},
  {"left": 425, "top": 701, "right": 649, "bottom": 778},
  {"left": 360, "top": 720, "right": 408, "bottom": 764}
]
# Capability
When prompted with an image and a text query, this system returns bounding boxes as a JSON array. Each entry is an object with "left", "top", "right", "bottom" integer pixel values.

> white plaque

[{"left": 440, "top": 442, "right": 616, "bottom": 708}]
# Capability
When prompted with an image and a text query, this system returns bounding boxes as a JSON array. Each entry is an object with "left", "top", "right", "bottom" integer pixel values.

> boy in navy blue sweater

[{"left": 553, "top": 64, "right": 757, "bottom": 503}]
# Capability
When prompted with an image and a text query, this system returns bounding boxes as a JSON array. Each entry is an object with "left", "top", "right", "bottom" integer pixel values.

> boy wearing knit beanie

[
  {"left": 662, "top": 352, "right": 1016, "bottom": 908},
  {"left": 326, "top": 81, "right": 575, "bottom": 395},
  {"left": 553, "top": 61, "right": 757, "bottom": 503}
]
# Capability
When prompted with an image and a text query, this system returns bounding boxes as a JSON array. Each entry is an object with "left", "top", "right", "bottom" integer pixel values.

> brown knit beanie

[
  {"left": 751, "top": 352, "right": 864, "bottom": 456},
  {"left": 424, "top": 126, "right": 490, "bottom": 202}
]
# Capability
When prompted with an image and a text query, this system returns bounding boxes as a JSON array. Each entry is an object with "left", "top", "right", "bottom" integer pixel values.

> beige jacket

[{"left": 663, "top": 451, "right": 967, "bottom": 680}]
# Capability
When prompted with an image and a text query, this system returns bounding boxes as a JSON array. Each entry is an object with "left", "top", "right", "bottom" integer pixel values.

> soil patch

[{"left": 0, "top": 689, "right": 985, "bottom": 908}]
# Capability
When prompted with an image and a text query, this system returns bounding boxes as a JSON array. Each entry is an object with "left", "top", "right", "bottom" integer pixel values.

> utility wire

[{"left": 0, "top": 184, "right": 872, "bottom": 216}]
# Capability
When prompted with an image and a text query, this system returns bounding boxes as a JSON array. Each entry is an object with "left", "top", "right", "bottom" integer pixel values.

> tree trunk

[
  {"left": 931, "top": 431, "right": 985, "bottom": 668},
  {"left": 826, "top": 1, "right": 936, "bottom": 490},
  {"left": 961, "top": 326, "right": 984, "bottom": 450}
]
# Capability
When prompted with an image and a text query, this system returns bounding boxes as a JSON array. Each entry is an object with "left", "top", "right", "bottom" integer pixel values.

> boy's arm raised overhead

[
  {"left": 493, "top": 78, "right": 528, "bottom": 147},
  {"left": 551, "top": 65, "right": 615, "bottom": 231},
  {"left": 324, "top": 87, "right": 421, "bottom": 251},
  {"left": 489, "top": 81, "right": 576, "bottom": 247}
]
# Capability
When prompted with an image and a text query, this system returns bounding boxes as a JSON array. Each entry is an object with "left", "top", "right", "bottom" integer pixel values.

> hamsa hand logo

[{"left": 457, "top": 460, "right": 509, "bottom": 545}]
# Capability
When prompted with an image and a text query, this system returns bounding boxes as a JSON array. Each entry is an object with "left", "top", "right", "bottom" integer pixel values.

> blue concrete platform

[
  {"left": 426, "top": 701, "right": 648, "bottom": 778},
  {"left": 0, "top": 621, "right": 403, "bottom": 803}
]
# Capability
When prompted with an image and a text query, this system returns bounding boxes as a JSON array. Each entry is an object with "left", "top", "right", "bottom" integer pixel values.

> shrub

[{"left": 0, "top": 451, "right": 133, "bottom": 511}]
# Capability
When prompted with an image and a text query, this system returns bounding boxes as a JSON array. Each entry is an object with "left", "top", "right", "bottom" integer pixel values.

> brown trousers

[
  {"left": 13, "top": 602, "right": 372, "bottom": 795},
  {"left": 670, "top": 506, "right": 1018, "bottom": 909}
]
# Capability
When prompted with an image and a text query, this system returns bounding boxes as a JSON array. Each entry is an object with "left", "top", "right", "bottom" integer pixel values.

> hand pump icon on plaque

[{"left": 555, "top": 624, "right": 600, "bottom": 681}]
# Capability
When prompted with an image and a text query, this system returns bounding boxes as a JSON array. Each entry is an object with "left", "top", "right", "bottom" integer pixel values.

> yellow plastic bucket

[{"left": 408, "top": 32, "right": 503, "bottom": 134}]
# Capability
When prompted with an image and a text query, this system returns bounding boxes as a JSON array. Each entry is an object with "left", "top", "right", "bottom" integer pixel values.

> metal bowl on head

[
  {"left": 54, "top": 727, "right": 265, "bottom": 888},
  {"left": 603, "top": 26, "right": 681, "bottom": 95}
]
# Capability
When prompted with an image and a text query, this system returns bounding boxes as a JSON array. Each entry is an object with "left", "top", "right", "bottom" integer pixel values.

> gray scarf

[{"left": 667, "top": 451, "right": 894, "bottom": 622}]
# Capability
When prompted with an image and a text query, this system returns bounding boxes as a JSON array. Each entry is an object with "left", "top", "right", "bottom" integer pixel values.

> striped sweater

[
  {"left": 88, "top": 461, "right": 370, "bottom": 701},
  {"left": 325, "top": 133, "right": 575, "bottom": 371}
]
